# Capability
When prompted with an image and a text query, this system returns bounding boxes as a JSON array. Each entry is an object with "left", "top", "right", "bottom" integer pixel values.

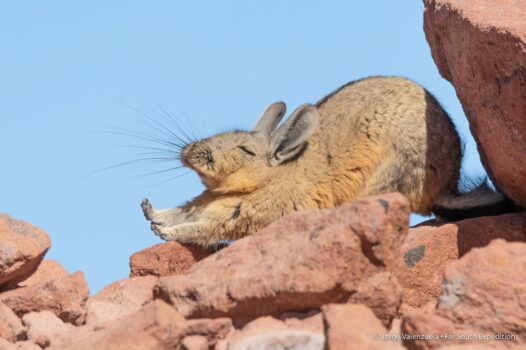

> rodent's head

[{"left": 180, "top": 102, "right": 319, "bottom": 192}]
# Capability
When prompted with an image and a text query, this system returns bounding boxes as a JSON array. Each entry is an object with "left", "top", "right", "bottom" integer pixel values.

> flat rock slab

[{"left": 155, "top": 193, "right": 409, "bottom": 327}]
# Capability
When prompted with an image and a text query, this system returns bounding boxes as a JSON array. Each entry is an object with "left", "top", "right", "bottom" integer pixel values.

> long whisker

[
  {"left": 125, "top": 165, "right": 186, "bottom": 179},
  {"left": 138, "top": 92, "right": 198, "bottom": 144},
  {"left": 132, "top": 170, "right": 192, "bottom": 191},
  {"left": 110, "top": 99, "right": 191, "bottom": 148}
]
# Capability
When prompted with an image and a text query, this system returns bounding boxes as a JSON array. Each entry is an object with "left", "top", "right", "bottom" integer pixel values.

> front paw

[{"left": 141, "top": 198, "right": 154, "bottom": 221}]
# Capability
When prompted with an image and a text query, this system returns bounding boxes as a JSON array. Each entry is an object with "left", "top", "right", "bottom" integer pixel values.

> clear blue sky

[{"left": 0, "top": 1, "right": 485, "bottom": 293}]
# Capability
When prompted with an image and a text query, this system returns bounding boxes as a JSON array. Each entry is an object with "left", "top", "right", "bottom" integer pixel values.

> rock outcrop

[
  {"left": 85, "top": 276, "right": 157, "bottom": 325},
  {"left": 218, "top": 315, "right": 324, "bottom": 350},
  {"left": 1, "top": 198, "right": 526, "bottom": 348},
  {"left": 0, "top": 214, "right": 51, "bottom": 291},
  {"left": 424, "top": 0, "right": 526, "bottom": 207},
  {"left": 1, "top": 2, "right": 526, "bottom": 348},
  {"left": 402, "top": 240, "right": 526, "bottom": 349},
  {"left": 0, "top": 302, "right": 25, "bottom": 342},
  {"left": 397, "top": 213, "right": 526, "bottom": 308},
  {"left": 129, "top": 242, "right": 210, "bottom": 278},
  {"left": 0, "top": 272, "right": 89, "bottom": 325},
  {"left": 322, "top": 303, "right": 405, "bottom": 350},
  {"left": 154, "top": 193, "right": 409, "bottom": 326}
]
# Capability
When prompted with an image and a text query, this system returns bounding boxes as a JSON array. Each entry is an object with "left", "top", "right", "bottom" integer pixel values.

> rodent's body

[{"left": 142, "top": 76, "right": 464, "bottom": 245}]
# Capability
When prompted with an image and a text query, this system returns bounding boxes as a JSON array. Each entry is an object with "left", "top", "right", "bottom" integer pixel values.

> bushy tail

[{"left": 432, "top": 179, "right": 515, "bottom": 221}]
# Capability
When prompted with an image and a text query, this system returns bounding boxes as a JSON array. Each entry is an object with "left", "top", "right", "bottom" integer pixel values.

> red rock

[
  {"left": 348, "top": 271, "right": 402, "bottom": 327},
  {"left": 0, "top": 340, "right": 41, "bottom": 350},
  {"left": 0, "top": 272, "right": 89, "bottom": 325},
  {"left": 396, "top": 214, "right": 526, "bottom": 308},
  {"left": 0, "top": 338, "right": 14, "bottom": 350},
  {"left": 22, "top": 311, "right": 74, "bottom": 346},
  {"left": 34, "top": 336, "right": 50, "bottom": 349},
  {"left": 222, "top": 315, "right": 324, "bottom": 350},
  {"left": 322, "top": 303, "right": 404, "bottom": 350},
  {"left": 0, "top": 214, "right": 51, "bottom": 290},
  {"left": 282, "top": 312, "right": 323, "bottom": 334},
  {"left": 402, "top": 240, "right": 526, "bottom": 349},
  {"left": 181, "top": 335, "right": 208, "bottom": 350},
  {"left": 129, "top": 242, "right": 210, "bottom": 278},
  {"left": 185, "top": 318, "right": 233, "bottom": 345},
  {"left": 0, "top": 301, "right": 25, "bottom": 342},
  {"left": 85, "top": 276, "right": 157, "bottom": 325},
  {"left": 12, "top": 341, "right": 41, "bottom": 350},
  {"left": 437, "top": 346, "right": 515, "bottom": 350},
  {"left": 18, "top": 260, "right": 68, "bottom": 288},
  {"left": 155, "top": 193, "right": 409, "bottom": 326},
  {"left": 47, "top": 300, "right": 187, "bottom": 350},
  {"left": 423, "top": 0, "right": 526, "bottom": 206},
  {"left": 388, "top": 318, "right": 403, "bottom": 348}
]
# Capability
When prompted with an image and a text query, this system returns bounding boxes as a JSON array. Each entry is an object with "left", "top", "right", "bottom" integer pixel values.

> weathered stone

[
  {"left": 397, "top": 214, "right": 526, "bottom": 308},
  {"left": 0, "top": 272, "right": 89, "bottom": 325},
  {"left": 22, "top": 311, "right": 74, "bottom": 346},
  {"left": 0, "top": 338, "right": 14, "bottom": 350},
  {"left": 223, "top": 315, "right": 324, "bottom": 350},
  {"left": 47, "top": 300, "right": 187, "bottom": 350},
  {"left": 13, "top": 341, "right": 41, "bottom": 350},
  {"left": 0, "top": 214, "right": 51, "bottom": 290},
  {"left": 0, "top": 338, "right": 41, "bottom": 350},
  {"left": 185, "top": 318, "right": 233, "bottom": 345},
  {"left": 424, "top": 0, "right": 526, "bottom": 206},
  {"left": 322, "top": 303, "right": 404, "bottom": 350},
  {"left": 129, "top": 242, "right": 210, "bottom": 278},
  {"left": 402, "top": 240, "right": 526, "bottom": 349},
  {"left": 18, "top": 260, "right": 68, "bottom": 288},
  {"left": 283, "top": 312, "right": 323, "bottom": 334},
  {"left": 85, "top": 276, "right": 157, "bottom": 325},
  {"left": 437, "top": 345, "right": 522, "bottom": 350},
  {"left": 0, "top": 301, "right": 25, "bottom": 342},
  {"left": 181, "top": 335, "right": 208, "bottom": 350},
  {"left": 348, "top": 271, "right": 403, "bottom": 327},
  {"left": 155, "top": 193, "right": 409, "bottom": 326}
]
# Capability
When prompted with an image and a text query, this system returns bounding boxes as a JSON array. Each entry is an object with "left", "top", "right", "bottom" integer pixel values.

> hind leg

[
  {"left": 362, "top": 154, "right": 433, "bottom": 214},
  {"left": 151, "top": 221, "right": 212, "bottom": 245}
]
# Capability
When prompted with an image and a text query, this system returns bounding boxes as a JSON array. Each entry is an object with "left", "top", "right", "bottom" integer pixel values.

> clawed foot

[
  {"left": 141, "top": 198, "right": 154, "bottom": 221},
  {"left": 141, "top": 198, "right": 208, "bottom": 244},
  {"left": 141, "top": 198, "right": 175, "bottom": 225}
]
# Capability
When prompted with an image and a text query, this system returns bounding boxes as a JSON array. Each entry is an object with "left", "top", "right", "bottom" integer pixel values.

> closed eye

[{"left": 238, "top": 145, "right": 256, "bottom": 156}]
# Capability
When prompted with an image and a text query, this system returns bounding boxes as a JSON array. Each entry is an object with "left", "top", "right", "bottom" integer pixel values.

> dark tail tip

[
  {"left": 432, "top": 179, "right": 516, "bottom": 221},
  {"left": 432, "top": 197, "right": 515, "bottom": 221}
]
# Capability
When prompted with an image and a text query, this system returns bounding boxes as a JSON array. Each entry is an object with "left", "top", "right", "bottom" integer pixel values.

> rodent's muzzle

[
  {"left": 180, "top": 142, "right": 214, "bottom": 171},
  {"left": 180, "top": 143, "right": 193, "bottom": 168}
]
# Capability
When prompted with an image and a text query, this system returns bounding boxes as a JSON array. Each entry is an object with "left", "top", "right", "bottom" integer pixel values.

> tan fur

[{"left": 142, "top": 76, "right": 461, "bottom": 246}]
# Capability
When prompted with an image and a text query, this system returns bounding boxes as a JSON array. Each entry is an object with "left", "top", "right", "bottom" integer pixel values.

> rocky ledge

[{"left": 1, "top": 0, "right": 526, "bottom": 349}]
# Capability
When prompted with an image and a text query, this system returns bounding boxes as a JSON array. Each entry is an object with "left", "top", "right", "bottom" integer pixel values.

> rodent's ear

[
  {"left": 269, "top": 104, "right": 319, "bottom": 166},
  {"left": 253, "top": 101, "right": 286, "bottom": 136}
]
